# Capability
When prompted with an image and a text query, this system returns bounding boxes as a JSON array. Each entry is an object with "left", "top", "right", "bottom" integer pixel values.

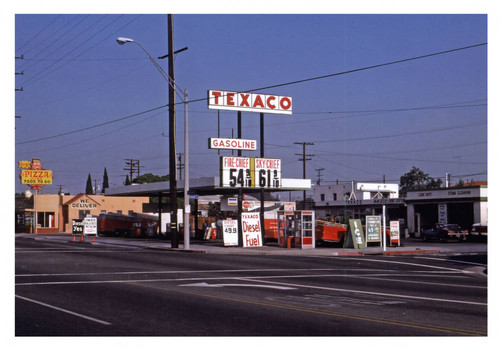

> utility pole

[
  {"left": 168, "top": 14, "right": 179, "bottom": 248},
  {"left": 294, "top": 142, "right": 314, "bottom": 209},
  {"left": 123, "top": 159, "right": 142, "bottom": 182},
  {"left": 93, "top": 179, "right": 101, "bottom": 195},
  {"left": 177, "top": 153, "right": 184, "bottom": 181},
  {"left": 315, "top": 168, "right": 325, "bottom": 185}
]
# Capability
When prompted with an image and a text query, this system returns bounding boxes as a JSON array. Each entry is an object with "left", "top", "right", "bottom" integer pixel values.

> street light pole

[
  {"left": 116, "top": 29, "right": 190, "bottom": 250},
  {"left": 183, "top": 88, "right": 190, "bottom": 249}
]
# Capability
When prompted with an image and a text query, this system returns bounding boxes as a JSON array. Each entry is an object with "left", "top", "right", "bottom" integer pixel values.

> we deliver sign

[
  {"left": 208, "top": 90, "right": 292, "bottom": 115},
  {"left": 241, "top": 212, "right": 262, "bottom": 248}
]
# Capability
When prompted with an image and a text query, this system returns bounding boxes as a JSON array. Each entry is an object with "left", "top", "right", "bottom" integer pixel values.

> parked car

[
  {"left": 469, "top": 223, "right": 487, "bottom": 241},
  {"left": 422, "top": 223, "right": 468, "bottom": 242}
]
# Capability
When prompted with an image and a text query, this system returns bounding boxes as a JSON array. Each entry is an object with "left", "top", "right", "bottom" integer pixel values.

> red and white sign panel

[
  {"left": 209, "top": 138, "right": 257, "bottom": 151},
  {"left": 241, "top": 212, "right": 262, "bottom": 247},
  {"left": 208, "top": 90, "right": 292, "bottom": 115},
  {"left": 220, "top": 157, "right": 252, "bottom": 188},
  {"left": 254, "top": 158, "right": 281, "bottom": 188},
  {"left": 220, "top": 157, "right": 282, "bottom": 188},
  {"left": 223, "top": 219, "right": 238, "bottom": 246}
]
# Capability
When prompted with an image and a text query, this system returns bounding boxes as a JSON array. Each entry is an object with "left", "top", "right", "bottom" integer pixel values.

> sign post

[{"left": 19, "top": 159, "right": 53, "bottom": 234}]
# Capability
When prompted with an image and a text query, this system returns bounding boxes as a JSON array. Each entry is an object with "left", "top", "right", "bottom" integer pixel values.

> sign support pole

[
  {"left": 383, "top": 204, "right": 386, "bottom": 252},
  {"left": 260, "top": 112, "right": 265, "bottom": 245},
  {"left": 237, "top": 111, "right": 243, "bottom": 247},
  {"left": 34, "top": 188, "right": 38, "bottom": 234}
]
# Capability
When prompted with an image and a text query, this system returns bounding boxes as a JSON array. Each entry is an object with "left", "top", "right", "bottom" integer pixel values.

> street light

[{"left": 117, "top": 37, "right": 190, "bottom": 250}]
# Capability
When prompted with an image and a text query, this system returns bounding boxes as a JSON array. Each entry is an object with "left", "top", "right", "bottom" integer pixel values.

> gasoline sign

[{"left": 209, "top": 138, "right": 257, "bottom": 151}]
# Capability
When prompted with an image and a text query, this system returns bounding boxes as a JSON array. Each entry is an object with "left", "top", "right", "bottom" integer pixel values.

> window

[
  {"left": 79, "top": 210, "right": 90, "bottom": 219},
  {"left": 37, "top": 212, "right": 55, "bottom": 228},
  {"left": 333, "top": 193, "right": 337, "bottom": 201},
  {"left": 320, "top": 194, "right": 325, "bottom": 201}
]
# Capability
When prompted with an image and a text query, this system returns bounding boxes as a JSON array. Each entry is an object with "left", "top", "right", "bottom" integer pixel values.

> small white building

[{"left": 313, "top": 182, "right": 404, "bottom": 223}]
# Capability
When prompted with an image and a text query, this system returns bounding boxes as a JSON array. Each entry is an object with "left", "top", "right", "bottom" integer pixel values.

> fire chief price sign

[
  {"left": 241, "top": 212, "right": 262, "bottom": 248},
  {"left": 220, "top": 157, "right": 252, "bottom": 188},
  {"left": 222, "top": 219, "right": 238, "bottom": 246}
]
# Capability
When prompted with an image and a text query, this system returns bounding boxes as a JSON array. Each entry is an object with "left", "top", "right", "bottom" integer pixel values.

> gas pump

[{"left": 277, "top": 210, "right": 315, "bottom": 249}]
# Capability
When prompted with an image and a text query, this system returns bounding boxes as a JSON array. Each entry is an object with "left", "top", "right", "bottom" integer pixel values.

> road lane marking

[
  {"left": 15, "top": 295, "right": 112, "bottom": 325},
  {"left": 335, "top": 275, "right": 487, "bottom": 289},
  {"left": 180, "top": 282, "right": 296, "bottom": 290},
  {"left": 15, "top": 267, "right": 384, "bottom": 277},
  {"left": 130, "top": 282, "right": 486, "bottom": 336},
  {"left": 234, "top": 278, "right": 487, "bottom": 306},
  {"left": 16, "top": 272, "right": 486, "bottom": 306},
  {"left": 415, "top": 256, "right": 487, "bottom": 267},
  {"left": 346, "top": 257, "right": 467, "bottom": 272}
]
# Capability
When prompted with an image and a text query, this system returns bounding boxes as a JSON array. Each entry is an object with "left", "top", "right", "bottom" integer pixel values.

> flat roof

[{"left": 105, "top": 176, "right": 311, "bottom": 197}]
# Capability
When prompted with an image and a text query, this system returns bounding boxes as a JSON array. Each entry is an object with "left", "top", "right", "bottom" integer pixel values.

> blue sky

[{"left": 12, "top": 9, "right": 489, "bottom": 197}]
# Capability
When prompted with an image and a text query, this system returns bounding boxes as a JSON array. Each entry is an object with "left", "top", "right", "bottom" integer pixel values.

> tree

[
  {"left": 132, "top": 173, "right": 169, "bottom": 184},
  {"left": 399, "top": 166, "right": 442, "bottom": 196},
  {"left": 102, "top": 168, "right": 109, "bottom": 193},
  {"left": 85, "top": 173, "right": 94, "bottom": 195}
]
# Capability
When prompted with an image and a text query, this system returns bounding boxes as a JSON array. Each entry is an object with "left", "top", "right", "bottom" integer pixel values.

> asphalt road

[{"left": 15, "top": 236, "right": 487, "bottom": 336}]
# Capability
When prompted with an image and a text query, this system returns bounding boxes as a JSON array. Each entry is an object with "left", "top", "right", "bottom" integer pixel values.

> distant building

[
  {"left": 313, "top": 181, "right": 405, "bottom": 225},
  {"left": 16, "top": 193, "right": 151, "bottom": 234},
  {"left": 405, "top": 183, "right": 487, "bottom": 235}
]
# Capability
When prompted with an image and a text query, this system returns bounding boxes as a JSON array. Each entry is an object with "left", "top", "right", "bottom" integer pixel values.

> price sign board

[
  {"left": 220, "top": 157, "right": 252, "bottom": 188},
  {"left": 220, "top": 157, "right": 281, "bottom": 189},
  {"left": 366, "top": 215, "right": 382, "bottom": 242},
  {"left": 254, "top": 158, "right": 281, "bottom": 188},
  {"left": 241, "top": 212, "right": 262, "bottom": 248},
  {"left": 222, "top": 219, "right": 238, "bottom": 246}
]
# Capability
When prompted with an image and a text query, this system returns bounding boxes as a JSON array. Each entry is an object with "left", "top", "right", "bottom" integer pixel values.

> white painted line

[
  {"left": 16, "top": 267, "right": 380, "bottom": 278},
  {"left": 15, "top": 295, "right": 112, "bottom": 325},
  {"left": 337, "top": 275, "right": 487, "bottom": 289},
  {"left": 347, "top": 257, "right": 465, "bottom": 272},
  {"left": 234, "top": 278, "right": 487, "bottom": 306},
  {"left": 415, "top": 256, "right": 487, "bottom": 267},
  {"left": 180, "top": 282, "right": 296, "bottom": 290}
]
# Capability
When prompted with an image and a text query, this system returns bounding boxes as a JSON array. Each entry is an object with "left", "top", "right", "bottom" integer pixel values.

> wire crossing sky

[{"left": 13, "top": 13, "right": 487, "bottom": 196}]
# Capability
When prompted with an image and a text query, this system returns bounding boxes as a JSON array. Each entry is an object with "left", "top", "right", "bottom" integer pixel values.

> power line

[
  {"left": 16, "top": 15, "right": 62, "bottom": 55},
  {"left": 16, "top": 104, "right": 166, "bottom": 145},
  {"left": 15, "top": 42, "right": 486, "bottom": 145}
]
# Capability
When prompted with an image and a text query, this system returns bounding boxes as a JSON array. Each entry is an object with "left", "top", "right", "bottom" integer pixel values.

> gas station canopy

[{"left": 105, "top": 176, "right": 311, "bottom": 197}]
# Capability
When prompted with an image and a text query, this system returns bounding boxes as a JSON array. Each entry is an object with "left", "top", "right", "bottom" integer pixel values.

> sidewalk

[{"left": 17, "top": 233, "right": 487, "bottom": 257}]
